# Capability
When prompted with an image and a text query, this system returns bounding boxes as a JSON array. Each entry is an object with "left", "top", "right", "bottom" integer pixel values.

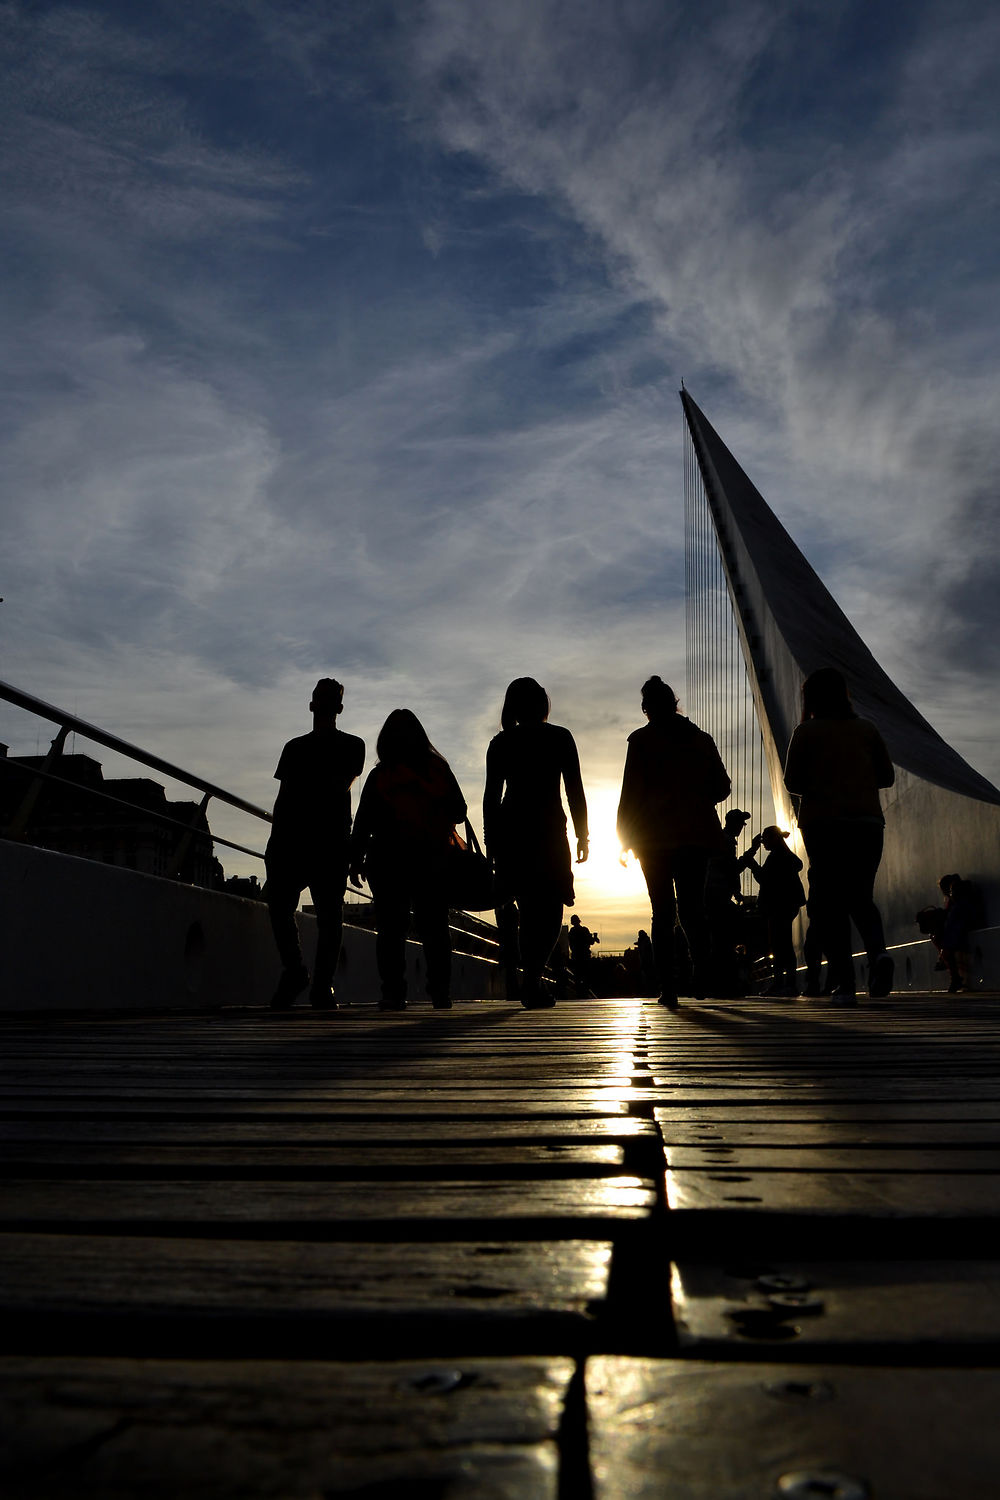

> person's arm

[
  {"left": 616, "top": 742, "right": 639, "bottom": 854},
  {"left": 445, "top": 763, "right": 468, "bottom": 828},
  {"left": 783, "top": 727, "right": 806, "bottom": 795},
  {"left": 869, "top": 725, "right": 895, "bottom": 790},
  {"left": 561, "top": 729, "right": 589, "bottom": 862},
  {"left": 348, "top": 773, "right": 377, "bottom": 886},
  {"left": 482, "top": 737, "right": 504, "bottom": 857},
  {"left": 705, "top": 737, "right": 732, "bottom": 805}
]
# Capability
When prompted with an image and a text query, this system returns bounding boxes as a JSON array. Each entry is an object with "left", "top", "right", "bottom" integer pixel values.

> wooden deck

[{"left": 3, "top": 990, "right": 1000, "bottom": 1497}]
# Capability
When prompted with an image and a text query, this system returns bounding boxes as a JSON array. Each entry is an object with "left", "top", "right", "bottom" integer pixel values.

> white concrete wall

[{"left": 0, "top": 839, "right": 501, "bottom": 1011}]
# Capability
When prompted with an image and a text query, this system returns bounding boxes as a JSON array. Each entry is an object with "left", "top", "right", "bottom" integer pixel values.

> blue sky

[{"left": 2, "top": 0, "right": 999, "bottom": 941}]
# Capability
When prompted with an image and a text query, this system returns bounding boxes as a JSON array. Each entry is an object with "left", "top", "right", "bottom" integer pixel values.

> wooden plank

[
  {"left": 0, "top": 1118, "right": 657, "bottom": 1144},
  {"left": 0, "top": 1142, "right": 628, "bottom": 1176},
  {"left": 0, "top": 1176, "right": 655, "bottom": 1235},
  {"left": 587, "top": 1358, "right": 1000, "bottom": 1499},
  {"left": 657, "top": 1121, "right": 1000, "bottom": 1147},
  {"left": 665, "top": 1168, "right": 1000, "bottom": 1217},
  {"left": 664, "top": 1147, "right": 1000, "bottom": 1172},
  {"left": 0, "top": 1355, "right": 572, "bottom": 1500},
  {"left": 671, "top": 1260, "right": 1000, "bottom": 1355},
  {"left": 0, "top": 1235, "right": 611, "bottom": 1357}
]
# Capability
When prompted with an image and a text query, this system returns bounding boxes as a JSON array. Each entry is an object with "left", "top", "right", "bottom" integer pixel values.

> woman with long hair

[
  {"left": 617, "top": 676, "right": 731, "bottom": 1008},
  {"left": 483, "top": 678, "right": 588, "bottom": 1008},
  {"left": 349, "top": 709, "right": 467, "bottom": 1011},
  {"left": 783, "top": 666, "right": 895, "bottom": 1002}
]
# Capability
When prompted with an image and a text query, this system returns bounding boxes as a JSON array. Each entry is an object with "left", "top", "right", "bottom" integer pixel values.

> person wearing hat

[
  {"left": 744, "top": 825, "right": 806, "bottom": 996},
  {"left": 265, "top": 678, "right": 365, "bottom": 1010}
]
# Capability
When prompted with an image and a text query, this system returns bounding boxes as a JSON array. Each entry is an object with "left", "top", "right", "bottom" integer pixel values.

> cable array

[{"left": 683, "top": 417, "right": 774, "bottom": 887}]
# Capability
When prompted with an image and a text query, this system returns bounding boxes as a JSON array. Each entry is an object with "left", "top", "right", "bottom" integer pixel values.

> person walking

[
  {"left": 483, "top": 678, "right": 589, "bottom": 1009},
  {"left": 349, "top": 709, "right": 466, "bottom": 1011},
  {"left": 783, "top": 667, "right": 895, "bottom": 1002},
  {"left": 617, "top": 676, "right": 731, "bottom": 1009},
  {"left": 265, "top": 678, "right": 365, "bottom": 1010}
]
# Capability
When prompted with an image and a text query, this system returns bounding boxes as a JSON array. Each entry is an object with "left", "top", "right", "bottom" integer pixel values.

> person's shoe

[
  {"left": 869, "top": 953, "right": 894, "bottom": 998},
  {"left": 657, "top": 992, "right": 679, "bottom": 1010},
  {"left": 271, "top": 964, "right": 309, "bottom": 1010},
  {"left": 430, "top": 994, "right": 453, "bottom": 1009},
  {"left": 521, "top": 981, "right": 556, "bottom": 1010},
  {"left": 828, "top": 988, "right": 858, "bottom": 1007},
  {"left": 378, "top": 997, "right": 407, "bottom": 1012},
  {"left": 309, "top": 984, "right": 338, "bottom": 1010}
]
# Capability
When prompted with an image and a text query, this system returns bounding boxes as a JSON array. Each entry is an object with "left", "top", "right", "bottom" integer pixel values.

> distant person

[
  {"left": 704, "top": 807, "right": 752, "bottom": 996},
  {"left": 349, "top": 710, "right": 466, "bottom": 1011},
  {"left": 935, "top": 872, "right": 982, "bottom": 994},
  {"left": 483, "top": 678, "right": 589, "bottom": 1009},
  {"left": 568, "top": 913, "right": 599, "bottom": 995},
  {"left": 784, "top": 667, "right": 895, "bottom": 1003},
  {"left": 743, "top": 825, "right": 806, "bottom": 996},
  {"left": 617, "top": 676, "right": 731, "bottom": 1009},
  {"left": 265, "top": 678, "right": 365, "bottom": 1010}
]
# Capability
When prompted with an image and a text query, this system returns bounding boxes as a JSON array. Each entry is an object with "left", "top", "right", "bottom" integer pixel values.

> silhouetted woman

[
  {"left": 483, "top": 678, "right": 589, "bottom": 1008},
  {"left": 617, "top": 676, "right": 730, "bottom": 1008},
  {"left": 350, "top": 709, "right": 466, "bottom": 1011},
  {"left": 783, "top": 667, "right": 895, "bottom": 1002}
]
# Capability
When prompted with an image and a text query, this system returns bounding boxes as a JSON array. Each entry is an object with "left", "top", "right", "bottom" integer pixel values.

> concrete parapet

[{"left": 0, "top": 839, "right": 501, "bottom": 1011}]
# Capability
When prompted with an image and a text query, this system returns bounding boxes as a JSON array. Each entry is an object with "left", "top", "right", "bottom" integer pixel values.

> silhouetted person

[
  {"left": 704, "top": 807, "right": 752, "bottom": 995},
  {"left": 617, "top": 676, "right": 731, "bottom": 1009},
  {"left": 265, "top": 678, "right": 365, "bottom": 1010},
  {"left": 484, "top": 678, "right": 589, "bottom": 1009},
  {"left": 743, "top": 825, "right": 806, "bottom": 996},
  {"left": 568, "top": 913, "right": 599, "bottom": 995},
  {"left": 349, "top": 709, "right": 466, "bottom": 1011},
  {"left": 937, "top": 873, "right": 982, "bottom": 993},
  {"left": 784, "top": 667, "right": 895, "bottom": 1003}
]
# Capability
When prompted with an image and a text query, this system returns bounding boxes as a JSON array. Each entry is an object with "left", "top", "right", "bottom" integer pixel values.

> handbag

[{"left": 445, "top": 819, "right": 496, "bottom": 912}]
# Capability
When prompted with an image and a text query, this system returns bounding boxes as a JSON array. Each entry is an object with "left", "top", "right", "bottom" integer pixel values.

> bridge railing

[{"left": 0, "top": 679, "right": 500, "bottom": 960}]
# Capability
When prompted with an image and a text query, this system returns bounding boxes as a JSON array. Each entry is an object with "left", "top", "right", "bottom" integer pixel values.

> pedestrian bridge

[{"left": 3, "top": 990, "right": 1000, "bottom": 1497}]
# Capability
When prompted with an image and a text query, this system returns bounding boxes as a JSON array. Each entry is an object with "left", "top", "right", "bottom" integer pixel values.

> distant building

[{"left": 0, "top": 749, "right": 222, "bottom": 889}]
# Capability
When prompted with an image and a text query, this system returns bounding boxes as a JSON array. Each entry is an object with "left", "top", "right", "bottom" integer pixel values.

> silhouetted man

[{"left": 265, "top": 679, "right": 365, "bottom": 1009}]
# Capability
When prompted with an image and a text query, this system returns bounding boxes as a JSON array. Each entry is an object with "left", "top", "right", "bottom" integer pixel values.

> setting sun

[{"left": 571, "top": 783, "right": 650, "bottom": 951}]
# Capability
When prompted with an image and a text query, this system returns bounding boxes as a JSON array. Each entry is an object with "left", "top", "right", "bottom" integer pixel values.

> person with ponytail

[
  {"left": 617, "top": 676, "right": 731, "bottom": 1008},
  {"left": 483, "top": 678, "right": 589, "bottom": 1008}
]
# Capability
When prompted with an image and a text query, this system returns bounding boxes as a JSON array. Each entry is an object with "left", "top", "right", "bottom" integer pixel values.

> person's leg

[
  {"left": 264, "top": 854, "right": 309, "bottom": 1006},
  {"left": 495, "top": 902, "right": 521, "bottom": 998},
  {"left": 639, "top": 850, "right": 678, "bottom": 1005},
  {"left": 306, "top": 857, "right": 348, "bottom": 1006},
  {"left": 518, "top": 895, "right": 564, "bottom": 984},
  {"left": 413, "top": 890, "right": 453, "bottom": 1006},
  {"left": 802, "top": 823, "right": 854, "bottom": 995},
  {"left": 843, "top": 824, "right": 892, "bottom": 995},
  {"left": 673, "top": 847, "right": 711, "bottom": 998},
  {"left": 371, "top": 865, "right": 410, "bottom": 1008},
  {"left": 768, "top": 915, "right": 798, "bottom": 992}
]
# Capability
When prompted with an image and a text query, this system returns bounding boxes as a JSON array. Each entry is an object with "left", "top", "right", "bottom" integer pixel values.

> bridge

[{"left": 3, "top": 393, "right": 1000, "bottom": 1495}]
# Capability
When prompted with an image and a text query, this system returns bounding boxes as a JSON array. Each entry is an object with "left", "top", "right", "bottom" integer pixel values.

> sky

[{"left": 2, "top": 0, "right": 999, "bottom": 946}]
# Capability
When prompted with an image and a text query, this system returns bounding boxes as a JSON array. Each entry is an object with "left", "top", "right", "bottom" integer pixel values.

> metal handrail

[
  {"left": 0, "top": 680, "right": 272, "bottom": 823},
  {"left": 0, "top": 756, "right": 262, "bottom": 861}
]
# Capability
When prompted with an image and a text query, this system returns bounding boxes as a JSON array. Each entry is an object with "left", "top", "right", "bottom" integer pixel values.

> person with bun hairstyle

[
  {"left": 617, "top": 676, "right": 731, "bottom": 1008},
  {"left": 350, "top": 709, "right": 467, "bottom": 1011},
  {"left": 483, "top": 678, "right": 589, "bottom": 1008},
  {"left": 783, "top": 666, "right": 895, "bottom": 1002}
]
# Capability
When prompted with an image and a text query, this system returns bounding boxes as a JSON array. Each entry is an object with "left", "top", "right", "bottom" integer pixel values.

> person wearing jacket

[
  {"left": 349, "top": 709, "right": 466, "bottom": 1011},
  {"left": 617, "top": 676, "right": 730, "bottom": 1008},
  {"left": 783, "top": 667, "right": 895, "bottom": 1002},
  {"left": 743, "top": 825, "right": 806, "bottom": 996}
]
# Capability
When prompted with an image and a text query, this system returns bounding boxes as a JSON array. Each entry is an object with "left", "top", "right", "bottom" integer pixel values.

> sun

[{"left": 571, "top": 784, "right": 650, "bottom": 949}]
